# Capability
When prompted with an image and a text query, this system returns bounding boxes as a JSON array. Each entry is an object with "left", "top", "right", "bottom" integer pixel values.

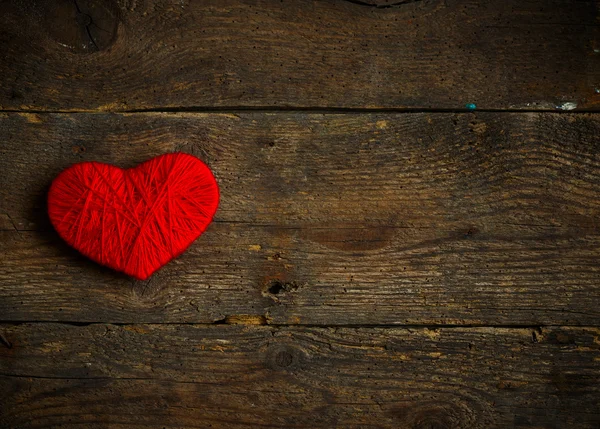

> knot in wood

[
  {"left": 274, "top": 350, "right": 294, "bottom": 367},
  {"left": 266, "top": 344, "right": 305, "bottom": 370},
  {"left": 389, "top": 400, "right": 477, "bottom": 429},
  {"left": 45, "top": 0, "right": 119, "bottom": 53}
]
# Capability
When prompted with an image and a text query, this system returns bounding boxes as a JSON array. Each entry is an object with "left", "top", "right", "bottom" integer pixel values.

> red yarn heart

[{"left": 48, "top": 153, "right": 219, "bottom": 280}]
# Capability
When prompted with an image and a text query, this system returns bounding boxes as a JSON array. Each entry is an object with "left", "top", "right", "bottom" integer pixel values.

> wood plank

[
  {"left": 1, "top": 0, "right": 599, "bottom": 111},
  {"left": 1, "top": 323, "right": 599, "bottom": 428},
  {"left": 2, "top": 112, "right": 600, "bottom": 325}
]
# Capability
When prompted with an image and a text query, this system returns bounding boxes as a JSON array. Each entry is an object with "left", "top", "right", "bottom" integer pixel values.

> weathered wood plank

[
  {"left": 1, "top": 324, "right": 599, "bottom": 428},
  {"left": 1, "top": 112, "right": 600, "bottom": 325},
  {"left": 1, "top": 0, "right": 599, "bottom": 111}
]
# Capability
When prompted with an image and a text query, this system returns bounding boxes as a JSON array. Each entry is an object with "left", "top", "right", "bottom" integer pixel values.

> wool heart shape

[{"left": 48, "top": 153, "right": 219, "bottom": 280}]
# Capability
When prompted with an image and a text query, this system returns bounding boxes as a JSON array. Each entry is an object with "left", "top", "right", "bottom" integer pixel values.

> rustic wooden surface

[
  {"left": 2, "top": 0, "right": 600, "bottom": 427},
  {"left": 2, "top": 112, "right": 600, "bottom": 326},
  {"left": 1, "top": 0, "right": 599, "bottom": 111},
  {"left": 1, "top": 324, "right": 600, "bottom": 428}
]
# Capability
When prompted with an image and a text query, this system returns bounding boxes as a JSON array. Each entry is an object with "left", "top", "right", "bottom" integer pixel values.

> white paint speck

[{"left": 556, "top": 102, "right": 578, "bottom": 111}]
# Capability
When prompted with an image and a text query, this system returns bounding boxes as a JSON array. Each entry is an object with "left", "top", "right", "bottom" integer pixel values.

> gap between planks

[
  {"left": 0, "top": 107, "right": 597, "bottom": 114},
  {"left": 0, "top": 320, "right": 592, "bottom": 329}
]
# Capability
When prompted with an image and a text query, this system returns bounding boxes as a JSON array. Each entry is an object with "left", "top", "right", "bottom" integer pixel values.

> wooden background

[{"left": 1, "top": 0, "right": 600, "bottom": 427}]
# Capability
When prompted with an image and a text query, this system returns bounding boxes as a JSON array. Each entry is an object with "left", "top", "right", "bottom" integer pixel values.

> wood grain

[
  {"left": 1, "top": 112, "right": 600, "bottom": 325},
  {"left": 1, "top": 323, "right": 599, "bottom": 428},
  {"left": 2, "top": 1, "right": 599, "bottom": 424},
  {"left": 1, "top": 0, "right": 599, "bottom": 111}
]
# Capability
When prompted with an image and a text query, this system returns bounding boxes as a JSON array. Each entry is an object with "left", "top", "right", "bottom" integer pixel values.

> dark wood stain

[
  {"left": 301, "top": 225, "right": 394, "bottom": 251},
  {"left": 1, "top": 0, "right": 600, "bottom": 427},
  {"left": 0, "top": 0, "right": 598, "bottom": 110},
  {"left": 0, "top": 324, "right": 599, "bottom": 428},
  {"left": 1, "top": 112, "right": 600, "bottom": 326}
]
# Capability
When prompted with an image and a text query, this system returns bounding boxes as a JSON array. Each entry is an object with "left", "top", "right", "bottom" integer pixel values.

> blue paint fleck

[{"left": 465, "top": 103, "right": 477, "bottom": 111}]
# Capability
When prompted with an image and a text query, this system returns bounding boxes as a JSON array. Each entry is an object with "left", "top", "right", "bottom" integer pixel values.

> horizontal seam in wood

[
  {"left": 0, "top": 373, "right": 220, "bottom": 384},
  {"left": 1, "top": 107, "right": 600, "bottom": 114},
  {"left": 2, "top": 321, "right": 598, "bottom": 329}
]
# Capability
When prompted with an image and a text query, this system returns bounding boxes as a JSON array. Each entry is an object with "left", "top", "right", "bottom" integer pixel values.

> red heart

[{"left": 48, "top": 153, "right": 219, "bottom": 280}]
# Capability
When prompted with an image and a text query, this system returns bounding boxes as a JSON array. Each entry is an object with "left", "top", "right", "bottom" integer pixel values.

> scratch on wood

[{"left": 0, "top": 332, "right": 12, "bottom": 349}]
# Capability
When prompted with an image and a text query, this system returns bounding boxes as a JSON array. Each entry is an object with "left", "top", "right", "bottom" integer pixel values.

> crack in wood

[
  {"left": 0, "top": 321, "right": 556, "bottom": 329},
  {"left": 73, "top": 0, "right": 100, "bottom": 52},
  {"left": 0, "top": 107, "right": 595, "bottom": 114},
  {"left": 342, "top": 0, "right": 422, "bottom": 8}
]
